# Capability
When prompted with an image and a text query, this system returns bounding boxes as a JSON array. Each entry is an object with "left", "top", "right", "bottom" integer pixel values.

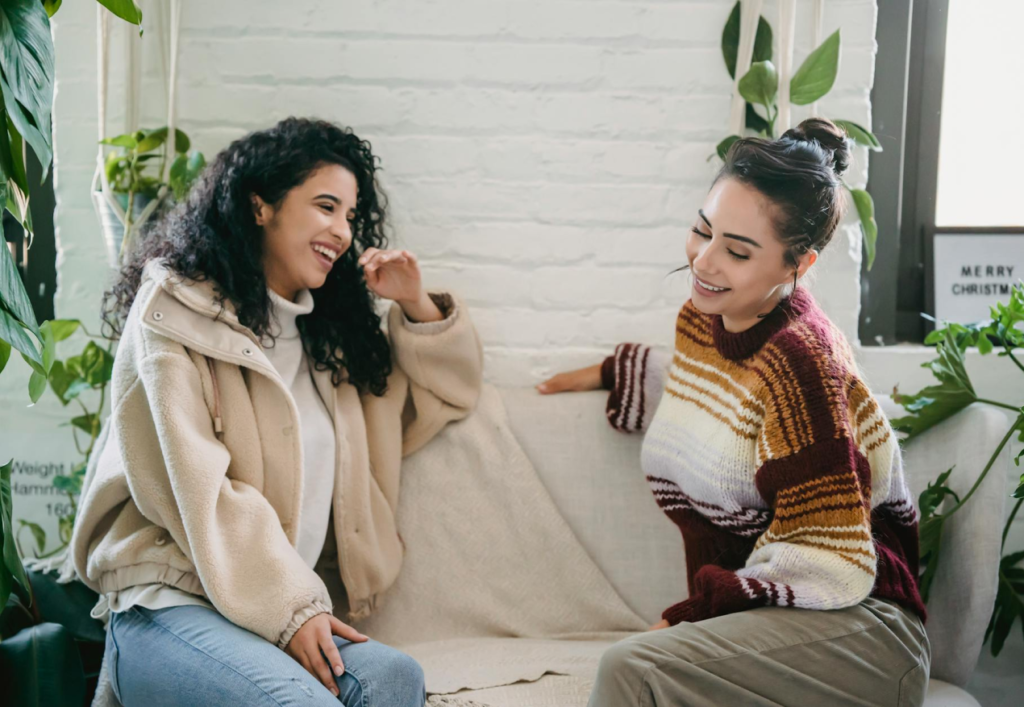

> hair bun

[{"left": 782, "top": 117, "right": 850, "bottom": 177}]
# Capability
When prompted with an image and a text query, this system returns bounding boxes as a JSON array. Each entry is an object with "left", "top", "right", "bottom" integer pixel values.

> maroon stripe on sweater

[
  {"left": 618, "top": 344, "right": 640, "bottom": 430},
  {"left": 635, "top": 346, "right": 651, "bottom": 431}
]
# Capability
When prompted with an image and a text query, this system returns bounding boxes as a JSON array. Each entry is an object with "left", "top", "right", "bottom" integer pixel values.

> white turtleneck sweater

[
  {"left": 263, "top": 288, "right": 337, "bottom": 568},
  {"left": 95, "top": 288, "right": 337, "bottom": 619}
]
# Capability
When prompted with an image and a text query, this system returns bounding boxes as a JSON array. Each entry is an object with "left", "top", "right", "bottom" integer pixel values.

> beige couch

[{"left": 491, "top": 389, "right": 1008, "bottom": 707}]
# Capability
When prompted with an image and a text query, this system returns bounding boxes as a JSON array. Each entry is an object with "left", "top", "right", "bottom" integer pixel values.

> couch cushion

[
  {"left": 501, "top": 388, "right": 1008, "bottom": 687},
  {"left": 924, "top": 679, "right": 982, "bottom": 707},
  {"left": 500, "top": 388, "right": 686, "bottom": 625},
  {"left": 879, "top": 398, "right": 1007, "bottom": 687}
]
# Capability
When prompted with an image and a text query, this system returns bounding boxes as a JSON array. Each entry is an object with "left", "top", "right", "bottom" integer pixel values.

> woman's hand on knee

[
  {"left": 286, "top": 613, "right": 368, "bottom": 697},
  {"left": 536, "top": 363, "right": 603, "bottom": 395}
]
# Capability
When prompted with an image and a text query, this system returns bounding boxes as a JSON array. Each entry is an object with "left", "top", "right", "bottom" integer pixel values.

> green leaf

[
  {"left": 790, "top": 29, "right": 841, "bottom": 105},
  {"left": 17, "top": 518, "right": 45, "bottom": 555},
  {"left": 0, "top": 337, "right": 9, "bottom": 374},
  {"left": 0, "top": 112, "right": 29, "bottom": 196},
  {"left": 716, "top": 135, "right": 741, "bottom": 162},
  {"left": 42, "top": 1, "right": 62, "bottom": 18},
  {"left": 1, "top": 459, "right": 32, "bottom": 610},
  {"left": 68, "top": 340, "right": 114, "bottom": 387},
  {"left": 833, "top": 119, "right": 882, "bottom": 151},
  {"left": 6, "top": 114, "right": 30, "bottom": 195},
  {"left": 47, "top": 360, "right": 76, "bottom": 406},
  {"left": 27, "top": 368, "right": 46, "bottom": 402},
  {"left": 19, "top": 350, "right": 43, "bottom": 376},
  {"left": 916, "top": 466, "right": 960, "bottom": 603},
  {"left": 44, "top": 318, "right": 80, "bottom": 343},
  {"left": 0, "top": 306, "right": 41, "bottom": 366},
  {"left": 0, "top": 0, "right": 54, "bottom": 155},
  {"left": 745, "top": 102, "right": 770, "bottom": 135},
  {"left": 100, "top": 133, "right": 138, "bottom": 150},
  {"left": 39, "top": 316, "right": 54, "bottom": 371},
  {"left": 721, "top": 2, "right": 774, "bottom": 80},
  {"left": 985, "top": 568, "right": 1024, "bottom": 656},
  {"left": 134, "top": 129, "right": 167, "bottom": 154},
  {"left": 0, "top": 71, "right": 52, "bottom": 181},
  {"left": 977, "top": 333, "right": 993, "bottom": 355},
  {"left": 1012, "top": 471, "right": 1023, "bottom": 498},
  {"left": 738, "top": 60, "right": 778, "bottom": 110},
  {"left": 0, "top": 223, "right": 39, "bottom": 335},
  {"left": 64, "top": 377, "right": 91, "bottom": 402},
  {"left": 96, "top": 0, "right": 143, "bottom": 29},
  {"left": 169, "top": 151, "right": 206, "bottom": 200},
  {"left": 5, "top": 173, "right": 32, "bottom": 233},
  {"left": 70, "top": 413, "right": 100, "bottom": 436},
  {"left": 891, "top": 331, "right": 977, "bottom": 439},
  {"left": 52, "top": 473, "right": 82, "bottom": 496},
  {"left": 146, "top": 126, "right": 190, "bottom": 154},
  {"left": 919, "top": 467, "right": 960, "bottom": 520},
  {"left": 849, "top": 188, "right": 878, "bottom": 271}
]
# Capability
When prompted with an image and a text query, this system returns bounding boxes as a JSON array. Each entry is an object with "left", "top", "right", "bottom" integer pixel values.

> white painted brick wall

[{"left": 43, "top": 0, "right": 878, "bottom": 388}]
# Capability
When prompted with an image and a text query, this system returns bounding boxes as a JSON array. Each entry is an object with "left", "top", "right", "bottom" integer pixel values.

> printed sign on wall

[
  {"left": 2, "top": 401, "right": 84, "bottom": 564},
  {"left": 934, "top": 233, "right": 1024, "bottom": 324}
]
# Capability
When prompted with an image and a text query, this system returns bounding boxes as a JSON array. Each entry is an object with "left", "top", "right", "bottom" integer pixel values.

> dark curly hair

[{"left": 103, "top": 117, "right": 393, "bottom": 396}]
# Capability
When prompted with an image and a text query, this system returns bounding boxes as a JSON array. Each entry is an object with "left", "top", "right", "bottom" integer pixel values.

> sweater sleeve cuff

[
  {"left": 601, "top": 355, "right": 616, "bottom": 390},
  {"left": 662, "top": 596, "right": 706, "bottom": 626},
  {"left": 401, "top": 292, "right": 458, "bottom": 335},
  {"left": 276, "top": 600, "right": 333, "bottom": 649}
]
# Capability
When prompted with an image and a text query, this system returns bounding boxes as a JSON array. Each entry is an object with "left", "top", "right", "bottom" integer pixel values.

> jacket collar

[
  {"left": 138, "top": 260, "right": 272, "bottom": 371},
  {"left": 138, "top": 260, "right": 343, "bottom": 406}
]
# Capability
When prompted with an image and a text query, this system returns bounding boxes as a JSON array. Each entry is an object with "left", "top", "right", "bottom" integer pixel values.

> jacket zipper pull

[{"left": 206, "top": 356, "right": 225, "bottom": 441}]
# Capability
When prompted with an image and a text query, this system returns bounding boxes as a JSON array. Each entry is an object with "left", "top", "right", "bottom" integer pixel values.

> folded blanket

[{"left": 351, "top": 384, "right": 647, "bottom": 702}]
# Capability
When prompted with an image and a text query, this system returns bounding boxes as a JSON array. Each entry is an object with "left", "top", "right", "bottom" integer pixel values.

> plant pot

[{"left": 92, "top": 191, "right": 156, "bottom": 268}]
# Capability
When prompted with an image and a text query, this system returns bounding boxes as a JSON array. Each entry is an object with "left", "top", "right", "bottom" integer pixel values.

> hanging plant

[
  {"left": 716, "top": 2, "right": 882, "bottom": 270},
  {"left": 94, "top": 125, "right": 205, "bottom": 263}
]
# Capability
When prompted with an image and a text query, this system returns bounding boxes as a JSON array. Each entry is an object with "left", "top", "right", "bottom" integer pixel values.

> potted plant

[
  {"left": 1, "top": 3, "right": 144, "bottom": 704},
  {"left": 93, "top": 126, "right": 206, "bottom": 266},
  {"left": 893, "top": 283, "right": 1024, "bottom": 657}
]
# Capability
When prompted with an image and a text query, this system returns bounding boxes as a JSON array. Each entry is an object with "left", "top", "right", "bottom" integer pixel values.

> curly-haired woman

[
  {"left": 539, "top": 119, "right": 929, "bottom": 706},
  {"left": 71, "top": 117, "right": 483, "bottom": 706}
]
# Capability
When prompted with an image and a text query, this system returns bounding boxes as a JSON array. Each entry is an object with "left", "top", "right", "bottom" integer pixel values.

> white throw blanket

[
  {"left": 86, "top": 384, "right": 645, "bottom": 707},
  {"left": 351, "top": 384, "right": 648, "bottom": 704}
]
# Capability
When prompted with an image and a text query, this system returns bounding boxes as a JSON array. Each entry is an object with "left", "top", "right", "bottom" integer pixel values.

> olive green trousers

[{"left": 588, "top": 598, "right": 930, "bottom": 707}]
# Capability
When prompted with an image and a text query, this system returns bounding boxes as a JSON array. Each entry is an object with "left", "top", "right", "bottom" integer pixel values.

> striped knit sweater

[{"left": 601, "top": 288, "right": 926, "bottom": 625}]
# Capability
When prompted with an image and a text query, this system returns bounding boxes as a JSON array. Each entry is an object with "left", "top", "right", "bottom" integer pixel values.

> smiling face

[
  {"left": 256, "top": 163, "right": 358, "bottom": 302},
  {"left": 686, "top": 177, "right": 817, "bottom": 332}
]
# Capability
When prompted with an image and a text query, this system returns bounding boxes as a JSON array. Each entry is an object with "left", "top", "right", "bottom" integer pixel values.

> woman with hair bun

[
  {"left": 71, "top": 117, "right": 483, "bottom": 706},
  {"left": 540, "top": 118, "right": 930, "bottom": 706}
]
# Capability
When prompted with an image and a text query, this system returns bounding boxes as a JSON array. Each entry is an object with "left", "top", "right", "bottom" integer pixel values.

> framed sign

[{"left": 933, "top": 231, "right": 1024, "bottom": 324}]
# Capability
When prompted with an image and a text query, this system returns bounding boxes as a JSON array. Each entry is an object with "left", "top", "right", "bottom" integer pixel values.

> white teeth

[
  {"left": 698, "top": 278, "right": 727, "bottom": 292},
  {"left": 313, "top": 244, "right": 338, "bottom": 262}
]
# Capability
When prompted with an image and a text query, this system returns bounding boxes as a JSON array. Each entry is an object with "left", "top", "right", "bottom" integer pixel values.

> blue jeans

[{"left": 106, "top": 605, "right": 425, "bottom": 707}]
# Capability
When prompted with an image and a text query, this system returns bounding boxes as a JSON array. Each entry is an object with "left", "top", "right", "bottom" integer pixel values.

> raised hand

[
  {"left": 358, "top": 248, "right": 423, "bottom": 304},
  {"left": 358, "top": 247, "right": 443, "bottom": 322}
]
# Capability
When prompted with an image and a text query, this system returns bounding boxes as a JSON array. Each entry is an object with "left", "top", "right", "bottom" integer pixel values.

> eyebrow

[
  {"left": 314, "top": 194, "right": 341, "bottom": 204},
  {"left": 698, "top": 209, "right": 762, "bottom": 248}
]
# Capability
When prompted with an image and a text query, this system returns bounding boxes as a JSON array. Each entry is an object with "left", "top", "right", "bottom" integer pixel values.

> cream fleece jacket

[{"left": 70, "top": 260, "right": 483, "bottom": 648}]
